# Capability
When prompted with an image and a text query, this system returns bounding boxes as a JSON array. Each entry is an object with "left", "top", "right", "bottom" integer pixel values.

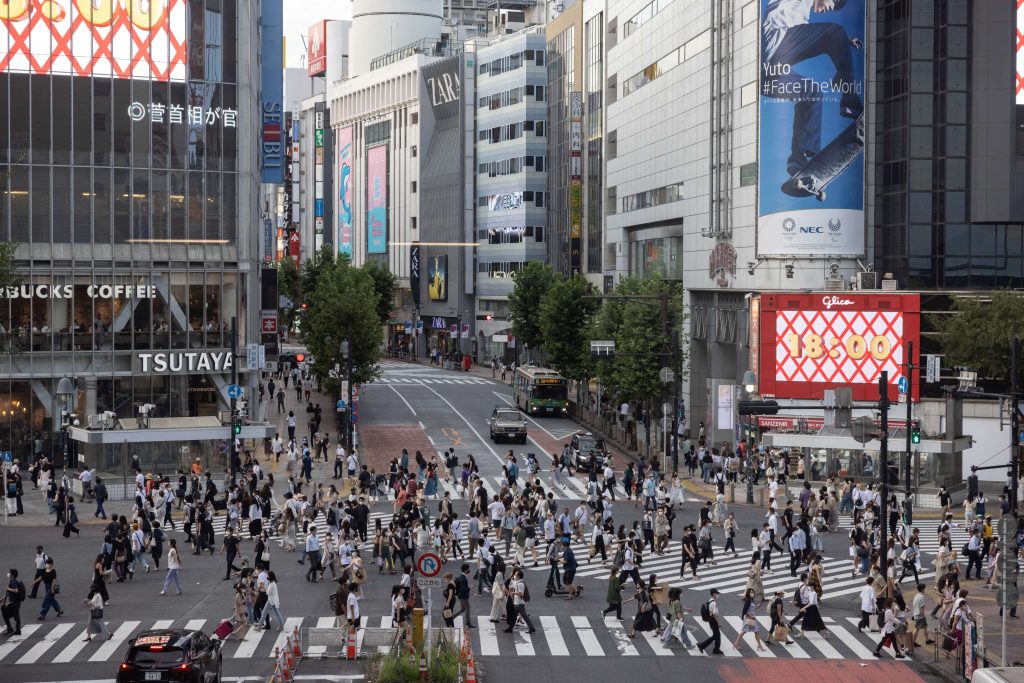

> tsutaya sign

[{"left": 136, "top": 351, "right": 234, "bottom": 374}]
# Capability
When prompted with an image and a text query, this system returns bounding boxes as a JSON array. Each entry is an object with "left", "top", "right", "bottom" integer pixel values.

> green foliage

[
  {"left": 593, "top": 276, "right": 685, "bottom": 411},
  {"left": 370, "top": 641, "right": 460, "bottom": 683},
  {"left": 374, "top": 647, "right": 420, "bottom": 683},
  {"left": 428, "top": 641, "right": 461, "bottom": 683},
  {"left": 0, "top": 242, "right": 20, "bottom": 291},
  {"left": 302, "top": 258, "right": 382, "bottom": 394},
  {"left": 361, "top": 259, "right": 399, "bottom": 326},
  {"left": 276, "top": 257, "right": 301, "bottom": 330},
  {"left": 539, "top": 275, "right": 598, "bottom": 381},
  {"left": 300, "top": 245, "right": 337, "bottom": 301},
  {"left": 935, "top": 292, "right": 1024, "bottom": 380},
  {"left": 508, "top": 261, "right": 556, "bottom": 358}
]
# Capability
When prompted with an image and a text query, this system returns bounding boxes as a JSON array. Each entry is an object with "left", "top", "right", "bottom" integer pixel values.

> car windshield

[
  {"left": 130, "top": 648, "right": 186, "bottom": 665},
  {"left": 495, "top": 412, "right": 520, "bottom": 421},
  {"left": 577, "top": 437, "right": 603, "bottom": 452},
  {"left": 531, "top": 384, "right": 567, "bottom": 400}
]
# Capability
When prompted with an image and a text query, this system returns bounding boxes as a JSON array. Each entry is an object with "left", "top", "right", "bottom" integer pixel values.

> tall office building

[{"left": 0, "top": 0, "right": 269, "bottom": 469}]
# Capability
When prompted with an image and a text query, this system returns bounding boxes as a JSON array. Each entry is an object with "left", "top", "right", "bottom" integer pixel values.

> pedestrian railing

[{"left": 301, "top": 626, "right": 349, "bottom": 659}]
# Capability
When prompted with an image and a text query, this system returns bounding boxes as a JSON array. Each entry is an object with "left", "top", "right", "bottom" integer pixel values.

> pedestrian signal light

[
  {"left": 296, "top": 353, "right": 305, "bottom": 363},
  {"left": 911, "top": 428, "right": 921, "bottom": 444},
  {"left": 232, "top": 417, "right": 242, "bottom": 435}
]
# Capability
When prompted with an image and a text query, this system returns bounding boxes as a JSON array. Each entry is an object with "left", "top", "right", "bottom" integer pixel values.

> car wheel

[{"left": 520, "top": 435, "right": 527, "bottom": 445}]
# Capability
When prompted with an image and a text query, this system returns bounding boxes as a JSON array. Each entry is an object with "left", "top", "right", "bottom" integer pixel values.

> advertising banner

[
  {"left": 427, "top": 255, "right": 447, "bottom": 302},
  {"left": 0, "top": 0, "right": 188, "bottom": 80},
  {"left": 757, "top": 0, "right": 865, "bottom": 257},
  {"left": 307, "top": 20, "right": 327, "bottom": 77},
  {"left": 410, "top": 246, "right": 421, "bottom": 309},
  {"left": 260, "top": 0, "right": 284, "bottom": 184},
  {"left": 366, "top": 145, "right": 388, "bottom": 254},
  {"left": 338, "top": 126, "right": 353, "bottom": 257},
  {"left": 756, "top": 292, "right": 920, "bottom": 402}
]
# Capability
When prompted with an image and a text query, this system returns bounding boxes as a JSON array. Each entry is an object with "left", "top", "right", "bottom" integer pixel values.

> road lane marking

[
  {"left": 690, "top": 617, "right": 741, "bottom": 657},
  {"left": 823, "top": 618, "right": 875, "bottom": 659},
  {"left": 538, "top": 616, "right": 569, "bottom": 656},
  {"left": 758, "top": 616, "right": 810, "bottom": 657},
  {"left": 511, "top": 625, "right": 535, "bottom": 655},
  {"left": 476, "top": 617, "right": 500, "bottom": 656},
  {"left": 570, "top": 616, "right": 605, "bottom": 656},
  {"left": 270, "top": 617, "right": 305, "bottom": 657},
  {"left": 415, "top": 380, "right": 504, "bottom": 466},
  {"left": 231, "top": 621, "right": 267, "bottom": 659},
  {"left": 800, "top": 629, "right": 843, "bottom": 659},
  {"left": 387, "top": 385, "right": 417, "bottom": 416},
  {"left": 602, "top": 617, "right": 639, "bottom": 656},
  {"left": 16, "top": 622, "right": 75, "bottom": 664},
  {"left": 639, "top": 626, "right": 674, "bottom": 656},
  {"left": 52, "top": 628, "right": 92, "bottom": 663},
  {"left": 152, "top": 620, "right": 174, "bottom": 630},
  {"left": 89, "top": 620, "right": 140, "bottom": 662}
]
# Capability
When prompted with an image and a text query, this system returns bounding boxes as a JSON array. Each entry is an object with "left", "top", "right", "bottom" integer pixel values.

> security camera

[
  {"left": 747, "top": 262, "right": 756, "bottom": 276},
  {"left": 785, "top": 264, "right": 795, "bottom": 279}
]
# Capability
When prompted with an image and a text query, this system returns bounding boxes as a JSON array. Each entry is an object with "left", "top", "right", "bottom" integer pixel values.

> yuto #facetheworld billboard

[
  {"left": 338, "top": 126, "right": 353, "bottom": 257},
  {"left": 0, "top": 0, "right": 188, "bottom": 81},
  {"left": 758, "top": 0, "right": 865, "bottom": 257}
]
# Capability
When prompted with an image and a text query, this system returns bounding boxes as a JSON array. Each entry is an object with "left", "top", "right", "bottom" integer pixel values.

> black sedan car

[
  {"left": 571, "top": 433, "right": 608, "bottom": 470},
  {"left": 117, "top": 630, "right": 222, "bottom": 683}
]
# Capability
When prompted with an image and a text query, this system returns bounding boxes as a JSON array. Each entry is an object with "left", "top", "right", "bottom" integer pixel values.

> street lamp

[
  {"left": 740, "top": 369, "right": 758, "bottom": 504},
  {"left": 55, "top": 375, "right": 76, "bottom": 473},
  {"left": 340, "top": 337, "right": 353, "bottom": 452}
]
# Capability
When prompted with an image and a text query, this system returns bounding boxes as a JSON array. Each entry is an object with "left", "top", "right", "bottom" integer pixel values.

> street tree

[
  {"left": 302, "top": 258, "right": 382, "bottom": 395},
  {"left": 300, "top": 245, "right": 337, "bottom": 300},
  {"left": 936, "top": 291, "right": 1024, "bottom": 383},
  {"left": 592, "top": 276, "right": 685, "bottom": 421},
  {"left": 361, "top": 259, "right": 399, "bottom": 326},
  {"left": 508, "top": 261, "right": 556, "bottom": 360},
  {"left": 538, "top": 275, "right": 598, "bottom": 381},
  {"left": 276, "top": 257, "right": 301, "bottom": 330}
]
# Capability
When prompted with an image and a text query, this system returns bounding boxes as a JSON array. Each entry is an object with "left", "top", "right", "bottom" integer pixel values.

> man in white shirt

[
  {"left": 304, "top": 527, "right": 322, "bottom": 581},
  {"left": 696, "top": 589, "right": 723, "bottom": 655},
  {"left": 856, "top": 577, "right": 876, "bottom": 632},
  {"left": 910, "top": 582, "right": 931, "bottom": 650},
  {"left": 488, "top": 497, "right": 505, "bottom": 538},
  {"left": 271, "top": 434, "right": 284, "bottom": 463},
  {"left": 602, "top": 464, "right": 617, "bottom": 500},
  {"left": 334, "top": 444, "right": 346, "bottom": 479},
  {"left": 501, "top": 568, "right": 536, "bottom": 634},
  {"left": 346, "top": 584, "right": 361, "bottom": 628},
  {"left": 347, "top": 451, "right": 358, "bottom": 480}
]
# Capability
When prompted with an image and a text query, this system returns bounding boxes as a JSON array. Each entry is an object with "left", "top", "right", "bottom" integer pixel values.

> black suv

[
  {"left": 117, "top": 630, "right": 222, "bottom": 683},
  {"left": 571, "top": 433, "right": 607, "bottom": 470}
]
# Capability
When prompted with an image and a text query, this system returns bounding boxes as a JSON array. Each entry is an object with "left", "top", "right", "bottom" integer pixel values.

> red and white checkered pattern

[
  {"left": 1018, "top": 0, "right": 1024, "bottom": 103},
  {"left": 0, "top": 0, "right": 187, "bottom": 81},
  {"left": 774, "top": 309, "right": 904, "bottom": 386}
]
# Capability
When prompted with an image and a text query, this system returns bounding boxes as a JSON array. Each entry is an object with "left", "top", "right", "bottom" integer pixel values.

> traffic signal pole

[
  {"left": 905, "top": 340, "right": 913, "bottom": 524},
  {"left": 229, "top": 316, "right": 238, "bottom": 486}
]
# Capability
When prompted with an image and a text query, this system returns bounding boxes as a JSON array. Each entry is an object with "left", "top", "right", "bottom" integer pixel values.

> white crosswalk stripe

[
  {"left": 372, "top": 376, "right": 495, "bottom": 386},
  {"left": 0, "top": 611, "right": 903, "bottom": 665}
]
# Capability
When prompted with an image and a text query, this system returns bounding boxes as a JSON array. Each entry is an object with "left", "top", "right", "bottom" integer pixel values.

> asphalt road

[{"left": 0, "top": 359, "right": 946, "bottom": 682}]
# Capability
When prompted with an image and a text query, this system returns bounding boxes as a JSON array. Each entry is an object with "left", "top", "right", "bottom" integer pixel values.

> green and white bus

[{"left": 513, "top": 366, "right": 569, "bottom": 415}]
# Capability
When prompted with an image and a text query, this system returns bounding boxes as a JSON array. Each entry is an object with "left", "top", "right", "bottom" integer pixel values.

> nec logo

[{"left": 800, "top": 226, "right": 824, "bottom": 234}]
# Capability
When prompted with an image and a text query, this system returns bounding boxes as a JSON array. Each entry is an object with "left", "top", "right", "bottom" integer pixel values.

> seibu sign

[
  {"left": 755, "top": 292, "right": 920, "bottom": 402},
  {"left": 136, "top": 351, "right": 234, "bottom": 374},
  {"left": 1, "top": 284, "right": 156, "bottom": 299}
]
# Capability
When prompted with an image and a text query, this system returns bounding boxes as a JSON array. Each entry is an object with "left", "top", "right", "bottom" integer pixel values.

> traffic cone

[
  {"left": 281, "top": 657, "right": 293, "bottom": 683},
  {"left": 293, "top": 625, "right": 302, "bottom": 659},
  {"left": 465, "top": 659, "right": 477, "bottom": 683},
  {"left": 419, "top": 652, "right": 428, "bottom": 682},
  {"left": 346, "top": 625, "right": 358, "bottom": 660}
]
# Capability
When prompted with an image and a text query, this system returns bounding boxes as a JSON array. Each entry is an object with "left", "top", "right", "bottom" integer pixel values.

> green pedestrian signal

[{"left": 911, "top": 429, "right": 921, "bottom": 444}]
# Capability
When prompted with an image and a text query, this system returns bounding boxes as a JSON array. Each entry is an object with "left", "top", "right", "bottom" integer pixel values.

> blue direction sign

[
  {"left": 1, "top": 451, "right": 11, "bottom": 463},
  {"left": 897, "top": 376, "right": 909, "bottom": 395},
  {"left": 227, "top": 384, "right": 243, "bottom": 399},
  {"left": 336, "top": 399, "right": 347, "bottom": 411},
  {"left": 351, "top": 414, "right": 359, "bottom": 425}
]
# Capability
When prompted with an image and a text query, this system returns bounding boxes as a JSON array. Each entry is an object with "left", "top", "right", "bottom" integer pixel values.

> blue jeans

[
  {"left": 476, "top": 567, "right": 488, "bottom": 594},
  {"left": 95, "top": 499, "right": 106, "bottom": 518},
  {"left": 133, "top": 549, "right": 150, "bottom": 570},
  {"left": 40, "top": 588, "right": 61, "bottom": 617},
  {"left": 259, "top": 604, "right": 285, "bottom": 630},
  {"left": 162, "top": 568, "right": 183, "bottom": 594}
]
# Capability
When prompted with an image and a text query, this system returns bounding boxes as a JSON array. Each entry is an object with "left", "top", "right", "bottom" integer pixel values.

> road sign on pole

[
  {"left": 336, "top": 400, "right": 347, "bottom": 412},
  {"left": 227, "top": 384, "right": 242, "bottom": 399},
  {"left": 417, "top": 552, "right": 442, "bottom": 578},
  {"left": 897, "top": 375, "right": 909, "bottom": 395},
  {"left": 0, "top": 451, "right": 11, "bottom": 463}
]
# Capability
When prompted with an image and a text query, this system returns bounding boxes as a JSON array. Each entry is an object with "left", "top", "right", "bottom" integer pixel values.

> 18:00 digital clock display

[{"left": 782, "top": 332, "right": 892, "bottom": 361}]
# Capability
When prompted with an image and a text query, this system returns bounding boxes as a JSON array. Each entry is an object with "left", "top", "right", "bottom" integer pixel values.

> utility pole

[
  {"left": 1011, "top": 338, "right": 1021, "bottom": 513},
  {"left": 346, "top": 329, "right": 354, "bottom": 453},
  {"left": 229, "top": 316, "right": 239, "bottom": 486},
  {"left": 878, "top": 370, "right": 890, "bottom": 578},
  {"left": 904, "top": 340, "right": 914, "bottom": 524}
]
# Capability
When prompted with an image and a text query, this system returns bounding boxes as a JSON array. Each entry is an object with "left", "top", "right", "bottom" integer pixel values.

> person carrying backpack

[
  {"left": 2, "top": 568, "right": 25, "bottom": 635},
  {"left": 696, "top": 588, "right": 723, "bottom": 654}
]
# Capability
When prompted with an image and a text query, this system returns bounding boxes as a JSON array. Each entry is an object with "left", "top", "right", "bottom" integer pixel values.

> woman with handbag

[
  {"left": 91, "top": 555, "right": 110, "bottom": 605},
  {"left": 733, "top": 588, "right": 767, "bottom": 652},
  {"left": 83, "top": 586, "right": 112, "bottom": 641},
  {"left": 441, "top": 573, "right": 457, "bottom": 627},
  {"left": 626, "top": 583, "right": 657, "bottom": 638},
  {"left": 763, "top": 590, "right": 794, "bottom": 645},
  {"left": 660, "top": 587, "right": 694, "bottom": 648},
  {"left": 744, "top": 558, "right": 765, "bottom": 607}
]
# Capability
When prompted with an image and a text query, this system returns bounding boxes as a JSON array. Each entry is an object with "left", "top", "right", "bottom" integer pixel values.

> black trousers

[
  {"left": 698, "top": 618, "right": 721, "bottom": 652},
  {"left": 2, "top": 601, "right": 21, "bottom": 632}
]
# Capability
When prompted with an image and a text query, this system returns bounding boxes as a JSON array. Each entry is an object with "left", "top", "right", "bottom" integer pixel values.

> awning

[{"left": 69, "top": 417, "right": 276, "bottom": 445}]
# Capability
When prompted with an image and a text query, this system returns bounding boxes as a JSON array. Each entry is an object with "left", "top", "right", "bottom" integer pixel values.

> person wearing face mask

[{"left": 2, "top": 568, "right": 25, "bottom": 635}]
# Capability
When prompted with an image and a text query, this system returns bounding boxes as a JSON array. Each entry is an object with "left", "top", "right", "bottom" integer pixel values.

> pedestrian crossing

[{"left": 371, "top": 376, "right": 495, "bottom": 386}]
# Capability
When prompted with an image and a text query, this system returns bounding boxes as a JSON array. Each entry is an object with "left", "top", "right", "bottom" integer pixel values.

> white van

[{"left": 971, "top": 668, "right": 1024, "bottom": 683}]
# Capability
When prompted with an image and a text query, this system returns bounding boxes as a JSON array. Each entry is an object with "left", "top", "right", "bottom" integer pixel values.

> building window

[
  {"left": 411, "top": 217, "right": 417, "bottom": 230},
  {"left": 411, "top": 181, "right": 417, "bottom": 193},
  {"left": 619, "top": 182, "right": 684, "bottom": 213},
  {"left": 411, "top": 145, "right": 417, "bottom": 157},
  {"left": 739, "top": 162, "right": 756, "bottom": 187}
]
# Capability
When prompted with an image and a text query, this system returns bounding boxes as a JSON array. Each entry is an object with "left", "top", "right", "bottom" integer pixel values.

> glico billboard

[
  {"left": 0, "top": 0, "right": 188, "bottom": 81},
  {"left": 755, "top": 292, "right": 920, "bottom": 402}
]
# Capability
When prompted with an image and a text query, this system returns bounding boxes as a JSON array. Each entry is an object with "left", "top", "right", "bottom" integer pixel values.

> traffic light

[
  {"left": 232, "top": 416, "right": 242, "bottom": 435},
  {"left": 483, "top": 314, "right": 493, "bottom": 321},
  {"left": 911, "top": 428, "right": 921, "bottom": 444},
  {"left": 737, "top": 400, "right": 780, "bottom": 416},
  {"left": 296, "top": 353, "right": 305, "bottom": 363}
]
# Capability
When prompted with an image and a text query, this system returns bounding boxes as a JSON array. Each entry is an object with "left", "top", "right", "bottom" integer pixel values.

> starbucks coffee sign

[{"left": 136, "top": 351, "right": 234, "bottom": 374}]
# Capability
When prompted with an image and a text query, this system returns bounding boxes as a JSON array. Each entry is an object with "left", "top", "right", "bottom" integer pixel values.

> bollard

[
  {"left": 728, "top": 483, "right": 735, "bottom": 504},
  {"left": 758, "top": 487, "right": 766, "bottom": 508},
  {"left": 419, "top": 652, "right": 428, "bottom": 682},
  {"left": 412, "top": 607, "right": 425, "bottom": 648}
]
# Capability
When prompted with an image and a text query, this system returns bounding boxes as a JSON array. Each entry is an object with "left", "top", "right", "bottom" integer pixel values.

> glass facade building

[{"left": 0, "top": 0, "right": 262, "bottom": 466}]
